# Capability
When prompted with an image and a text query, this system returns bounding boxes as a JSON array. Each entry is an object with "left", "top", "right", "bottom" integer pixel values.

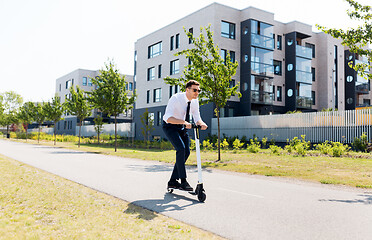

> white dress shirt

[{"left": 163, "top": 92, "right": 201, "bottom": 123}]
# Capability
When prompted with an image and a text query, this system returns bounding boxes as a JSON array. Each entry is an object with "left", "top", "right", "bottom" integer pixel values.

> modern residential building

[
  {"left": 55, "top": 69, "right": 134, "bottom": 135},
  {"left": 133, "top": 3, "right": 371, "bottom": 140}
]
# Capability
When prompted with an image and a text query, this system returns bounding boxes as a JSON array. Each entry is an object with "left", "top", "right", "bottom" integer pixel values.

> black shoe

[
  {"left": 180, "top": 181, "right": 193, "bottom": 191},
  {"left": 168, "top": 180, "right": 181, "bottom": 189}
]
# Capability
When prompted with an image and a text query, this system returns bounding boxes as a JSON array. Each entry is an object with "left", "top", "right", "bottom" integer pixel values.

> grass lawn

[
  {"left": 10, "top": 138, "right": 372, "bottom": 189},
  {"left": 0, "top": 154, "right": 224, "bottom": 239}
]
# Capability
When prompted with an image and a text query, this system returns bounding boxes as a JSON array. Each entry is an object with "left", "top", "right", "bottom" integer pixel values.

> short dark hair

[{"left": 185, "top": 80, "right": 200, "bottom": 89}]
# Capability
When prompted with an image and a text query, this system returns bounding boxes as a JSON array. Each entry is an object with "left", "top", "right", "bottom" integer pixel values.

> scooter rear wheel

[{"left": 198, "top": 192, "right": 206, "bottom": 202}]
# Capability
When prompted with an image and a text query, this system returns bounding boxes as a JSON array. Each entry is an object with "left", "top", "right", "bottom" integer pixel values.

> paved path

[{"left": 0, "top": 140, "right": 371, "bottom": 239}]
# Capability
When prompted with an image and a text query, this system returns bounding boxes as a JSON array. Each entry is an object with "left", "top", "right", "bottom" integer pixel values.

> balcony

[
  {"left": 296, "top": 96, "right": 312, "bottom": 109},
  {"left": 296, "top": 45, "right": 312, "bottom": 59},
  {"left": 296, "top": 70, "right": 312, "bottom": 84},
  {"left": 251, "top": 62, "right": 274, "bottom": 78},
  {"left": 251, "top": 33, "right": 274, "bottom": 50},
  {"left": 251, "top": 90, "right": 274, "bottom": 105},
  {"left": 356, "top": 82, "right": 370, "bottom": 94}
]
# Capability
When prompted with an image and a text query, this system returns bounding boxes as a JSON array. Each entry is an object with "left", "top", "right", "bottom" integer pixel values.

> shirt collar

[{"left": 183, "top": 92, "right": 190, "bottom": 103}]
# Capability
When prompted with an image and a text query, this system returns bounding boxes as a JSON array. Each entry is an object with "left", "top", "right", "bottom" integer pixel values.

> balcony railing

[
  {"left": 251, "top": 90, "right": 274, "bottom": 105},
  {"left": 296, "top": 45, "right": 312, "bottom": 59},
  {"left": 251, "top": 62, "right": 274, "bottom": 78},
  {"left": 296, "top": 96, "right": 312, "bottom": 108},
  {"left": 296, "top": 70, "right": 312, "bottom": 84},
  {"left": 356, "top": 82, "right": 370, "bottom": 94},
  {"left": 251, "top": 33, "right": 274, "bottom": 50}
]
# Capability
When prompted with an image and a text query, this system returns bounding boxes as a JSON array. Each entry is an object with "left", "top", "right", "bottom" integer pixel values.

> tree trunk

[
  {"left": 217, "top": 110, "right": 221, "bottom": 162},
  {"left": 78, "top": 119, "right": 81, "bottom": 148},
  {"left": 25, "top": 124, "right": 28, "bottom": 142},
  {"left": 97, "top": 131, "right": 100, "bottom": 145},
  {"left": 115, "top": 116, "right": 117, "bottom": 152},
  {"left": 38, "top": 124, "right": 41, "bottom": 143},
  {"left": 54, "top": 121, "right": 57, "bottom": 145}
]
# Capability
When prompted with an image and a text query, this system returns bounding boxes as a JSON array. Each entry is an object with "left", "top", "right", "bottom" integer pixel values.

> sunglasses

[{"left": 189, "top": 88, "right": 201, "bottom": 93}]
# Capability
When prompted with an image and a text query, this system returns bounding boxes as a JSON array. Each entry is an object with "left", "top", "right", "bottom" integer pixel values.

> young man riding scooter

[{"left": 162, "top": 80, "right": 208, "bottom": 191}]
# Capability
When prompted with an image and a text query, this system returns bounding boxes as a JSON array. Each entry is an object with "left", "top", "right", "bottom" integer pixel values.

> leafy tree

[
  {"left": 18, "top": 102, "right": 35, "bottom": 142},
  {"left": 44, "top": 96, "right": 64, "bottom": 145},
  {"left": 140, "top": 109, "right": 155, "bottom": 143},
  {"left": 31, "top": 102, "right": 47, "bottom": 143},
  {"left": 93, "top": 115, "right": 104, "bottom": 144},
  {"left": 164, "top": 26, "right": 241, "bottom": 161},
  {"left": 89, "top": 60, "right": 136, "bottom": 152},
  {"left": 0, "top": 91, "right": 23, "bottom": 137},
  {"left": 317, "top": 0, "right": 372, "bottom": 79},
  {"left": 65, "top": 86, "right": 91, "bottom": 147}
]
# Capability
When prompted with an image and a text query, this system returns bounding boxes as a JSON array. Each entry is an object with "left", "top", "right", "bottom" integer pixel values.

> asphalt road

[{"left": 0, "top": 139, "right": 371, "bottom": 240}]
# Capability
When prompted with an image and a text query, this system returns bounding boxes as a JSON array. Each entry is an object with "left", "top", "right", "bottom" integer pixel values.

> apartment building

[
  {"left": 55, "top": 69, "right": 134, "bottom": 135},
  {"left": 133, "top": 3, "right": 371, "bottom": 140}
]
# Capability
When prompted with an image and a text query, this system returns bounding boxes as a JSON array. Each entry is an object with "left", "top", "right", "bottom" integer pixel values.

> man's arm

[{"left": 167, "top": 116, "right": 192, "bottom": 129}]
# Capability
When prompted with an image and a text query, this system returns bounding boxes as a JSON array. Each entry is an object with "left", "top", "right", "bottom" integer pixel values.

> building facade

[
  {"left": 55, "top": 69, "right": 134, "bottom": 135},
  {"left": 134, "top": 3, "right": 371, "bottom": 140}
]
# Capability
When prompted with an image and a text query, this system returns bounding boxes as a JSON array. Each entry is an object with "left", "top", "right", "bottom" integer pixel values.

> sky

[{"left": 0, "top": 0, "right": 370, "bottom": 103}]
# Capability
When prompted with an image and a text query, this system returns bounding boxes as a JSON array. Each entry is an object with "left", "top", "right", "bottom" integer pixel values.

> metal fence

[{"left": 211, "top": 109, "right": 372, "bottom": 143}]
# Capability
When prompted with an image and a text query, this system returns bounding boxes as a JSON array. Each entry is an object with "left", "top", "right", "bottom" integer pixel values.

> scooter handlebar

[{"left": 191, "top": 123, "right": 208, "bottom": 130}]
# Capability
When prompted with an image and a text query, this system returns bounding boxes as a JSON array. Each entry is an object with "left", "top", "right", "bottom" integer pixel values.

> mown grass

[
  {"left": 0, "top": 154, "right": 224, "bottom": 239},
  {"left": 6, "top": 137, "right": 372, "bottom": 189}
]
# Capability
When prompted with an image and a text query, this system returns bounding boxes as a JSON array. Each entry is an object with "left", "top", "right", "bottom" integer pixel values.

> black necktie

[{"left": 185, "top": 101, "right": 191, "bottom": 122}]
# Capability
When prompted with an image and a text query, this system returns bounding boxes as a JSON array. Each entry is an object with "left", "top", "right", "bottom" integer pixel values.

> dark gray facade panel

[
  {"left": 285, "top": 32, "right": 297, "bottom": 112},
  {"left": 344, "top": 50, "right": 356, "bottom": 110},
  {"left": 239, "top": 19, "right": 252, "bottom": 116}
]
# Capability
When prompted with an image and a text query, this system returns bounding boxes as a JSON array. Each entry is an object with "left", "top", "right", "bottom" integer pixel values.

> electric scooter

[{"left": 167, "top": 124, "right": 206, "bottom": 202}]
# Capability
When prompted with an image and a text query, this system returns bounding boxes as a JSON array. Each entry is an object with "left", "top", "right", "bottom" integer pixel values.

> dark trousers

[{"left": 162, "top": 121, "right": 190, "bottom": 180}]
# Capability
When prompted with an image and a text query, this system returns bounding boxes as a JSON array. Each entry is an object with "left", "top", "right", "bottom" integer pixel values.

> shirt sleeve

[
  {"left": 163, "top": 95, "right": 177, "bottom": 123},
  {"left": 191, "top": 99, "right": 201, "bottom": 123}
]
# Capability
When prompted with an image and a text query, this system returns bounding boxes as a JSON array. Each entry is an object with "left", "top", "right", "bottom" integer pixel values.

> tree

[
  {"left": 140, "top": 109, "right": 155, "bottom": 143},
  {"left": 93, "top": 115, "right": 103, "bottom": 144},
  {"left": 164, "top": 26, "right": 241, "bottom": 161},
  {"left": 18, "top": 102, "right": 35, "bottom": 142},
  {"left": 317, "top": 0, "right": 372, "bottom": 80},
  {"left": 65, "top": 86, "right": 91, "bottom": 147},
  {"left": 0, "top": 91, "right": 23, "bottom": 137},
  {"left": 89, "top": 60, "right": 136, "bottom": 152},
  {"left": 44, "top": 96, "right": 64, "bottom": 145},
  {"left": 31, "top": 102, "right": 47, "bottom": 143}
]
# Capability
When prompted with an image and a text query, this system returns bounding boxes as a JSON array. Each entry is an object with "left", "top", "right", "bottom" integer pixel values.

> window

[
  {"left": 59, "top": 84, "right": 61, "bottom": 92},
  {"left": 175, "top": 34, "right": 180, "bottom": 49},
  {"left": 147, "top": 67, "right": 155, "bottom": 81},
  {"left": 229, "top": 79, "right": 236, "bottom": 88},
  {"left": 170, "top": 36, "right": 174, "bottom": 51},
  {"left": 274, "top": 60, "right": 282, "bottom": 75},
  {"left": 305, "top": 43, "right": 315, "bottom": 58},
  {"left": 169, "top": 86, "right": 173, "bottom": 98},
  {"left": 157, "top": 111, "right": 162, "bottom": 126},
  {"left": 153, "top": 88, "right": 162, "bottom": 102},
  {"left": 277, "top": 35, "right": 282, "bottom": 50},
  {"left": 66, "top": 79, "right": 72, "bottom": 89},
  {"left": 147, "top": 90, "right": 150, "bottom": 104},
  {"left": 312, "top": 91, "right": 316, "bottom": 105},
  {"left": 221, "top": 49, "right": 227, "bottom": 64},
  {"left": 221, "top": 21, "right": 235, "bottom": 39},
  {"left": 170, "top": 59, "right": 179, "bottom": 75},
  {"left": 148, "top": 112, "right": 154, "bottom": 126},
  {"left": 158, "top": 65, "right": 162, "bottom": 78},
  {"left": 277, "top": 86, "right": 282, "bottom": 101},
  {"left": 363, "top": 99, "right": 370, "bottom": 105},
  {"left": 64, "top": 121, "right": 67, "bottom": 130},
  {"left": 312, "top": 67, "right": 316, "bottom": 81},
  {"left": 129, "top": 82, "right": 133, "bottom": 91},
  {"left": 230, "top": 51, "right": 235, "bottom": 63},
  {"left": 188, "top": 28, "right": 193, "bottom": 44},
  {"left": 82, "top": 77, "right": 87, "bottom": 86},
  {"left": 148, "top": 41, "right": 162, "bottom": 58},
  {"left": 175, "top": 85, "right": 179, "bottom": 94},
  {"left": 88, "top": 78, "right": 93, "bottom": 86}
]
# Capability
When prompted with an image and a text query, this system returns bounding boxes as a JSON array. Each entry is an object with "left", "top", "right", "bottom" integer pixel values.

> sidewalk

[{"left": 0, "top": 140, "right": 371, "bottom": 240}]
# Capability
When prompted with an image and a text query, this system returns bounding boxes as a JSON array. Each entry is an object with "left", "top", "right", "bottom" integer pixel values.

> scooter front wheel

[
  {"left": 167, "top": 188, "right": 174, "bottom": 193},
  {"left": 198, "top": 192, "right": 206, "bottom": 202}
]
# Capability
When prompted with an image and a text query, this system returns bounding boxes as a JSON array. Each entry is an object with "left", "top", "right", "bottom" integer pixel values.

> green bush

[
  {"left": 285, "top": 135, "right": 311, "bottom": 156},
  {"left": 202, "top": 139, "right": 214, "bottom": 151},
  {"left": 330, "top": 142, "right": 350, "bottom": 157},
  {"left": 247, "top": 138, "right": 261, "bottom": 153},
  {"left": 353, "top": 132, "right": 368, "bottom": 152},
  {"left": 218, "top": 138, "right": 230, "bottom": 151},
  {"left": 316, "top": 141, "right": 332, "bottom": 155},
  {"left": 190, "top": 139, "right": 196, "bottom": 150},
  {"left": 269, "top": 145, "right": 282, "bottom": 155},
  {"left": 232, "top": 138, "right": 244, "bottom": 152}
]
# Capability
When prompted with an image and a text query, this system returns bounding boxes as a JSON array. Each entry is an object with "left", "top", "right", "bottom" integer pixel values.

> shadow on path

[
  {"left": 125, "top": 192, "right": 202, "bottom": 220},
  {"left": 319, "top": 194, "right": 372, "bottom": 205}
]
